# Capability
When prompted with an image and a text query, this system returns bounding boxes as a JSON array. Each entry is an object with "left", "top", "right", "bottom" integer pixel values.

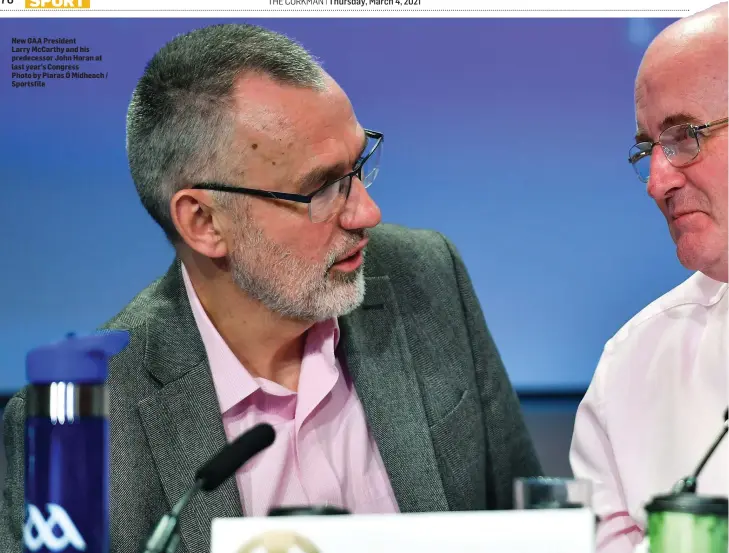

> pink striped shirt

[{"left": 182, "top": 265, "right": 400, "bottom": 516}]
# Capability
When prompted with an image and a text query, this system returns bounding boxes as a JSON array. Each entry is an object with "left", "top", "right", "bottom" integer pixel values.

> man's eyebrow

[
  {"left": 296, "top": 133, "right": 370, "bottom": 195},
  {"left": 635, "top": 127, "right": 651, "bottom": 143},
  {"left": 297, "top": 163, "right": 348, "bottom": 195},
  {"left": 635, "top": 113, "right": 702, "bottom": 143},
  {"left": 661, "top": 112, "right": 702, "bottom": 129}
]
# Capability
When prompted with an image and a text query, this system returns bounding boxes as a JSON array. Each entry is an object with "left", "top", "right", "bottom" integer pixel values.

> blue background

[{"left": 0, "top": 17, "right": 689, "bottom": 395}]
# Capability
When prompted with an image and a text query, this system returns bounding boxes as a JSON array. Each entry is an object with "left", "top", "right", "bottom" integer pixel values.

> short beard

[{"left": 229, "top": 219, "right": 366, "bottom": 322}]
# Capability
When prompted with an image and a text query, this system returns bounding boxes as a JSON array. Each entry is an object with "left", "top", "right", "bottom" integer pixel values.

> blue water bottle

[{"left": 22, "top": 331, "right": 129, "bottom": 553}]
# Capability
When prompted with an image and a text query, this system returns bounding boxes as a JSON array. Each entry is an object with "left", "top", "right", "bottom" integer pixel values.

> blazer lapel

[
  {"left": 338, "top": 275, "right": 449, "bottom": 513},
  {"left": 136, "top": 262, "right": 243, "bottom": 553}
]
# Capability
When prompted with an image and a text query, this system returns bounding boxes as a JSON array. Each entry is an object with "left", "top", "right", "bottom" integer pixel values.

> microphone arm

[
  {"left": 140, "top": 423, "right": 276, "bottom": 553},
  {"left": 672, "top": 408, "right": 729, "bottom": 494},
  {"left": 141, "top": 480, "right": 203, "bottom": 553}
]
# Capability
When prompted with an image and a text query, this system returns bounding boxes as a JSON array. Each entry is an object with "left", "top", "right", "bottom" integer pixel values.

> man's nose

[
  {"left": 646, "top": 146, "right": 687, "bottom": 201},
  {"left": 338, "top": 176, "right": 382, "bottom": 230}
]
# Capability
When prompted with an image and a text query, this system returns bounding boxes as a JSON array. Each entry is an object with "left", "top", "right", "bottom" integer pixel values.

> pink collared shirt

[{"left": 182, "top": 265, "right": 400, "bottom": 516}]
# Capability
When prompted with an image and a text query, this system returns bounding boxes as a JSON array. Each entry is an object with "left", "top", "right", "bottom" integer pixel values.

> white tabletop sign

[{"left": 211, "top": 509, "right": 595, "bottom": 553}]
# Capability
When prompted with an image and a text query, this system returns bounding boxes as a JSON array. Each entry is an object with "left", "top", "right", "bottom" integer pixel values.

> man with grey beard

[{"left": 0, "top": 23, "right": 541, "bottom": 553}]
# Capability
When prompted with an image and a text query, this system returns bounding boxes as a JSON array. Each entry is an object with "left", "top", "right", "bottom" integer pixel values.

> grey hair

[{"left": 125, "top": 23, "right": 326, "bottom": 241}]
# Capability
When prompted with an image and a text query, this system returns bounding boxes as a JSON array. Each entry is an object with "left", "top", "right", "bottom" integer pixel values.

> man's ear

[{"left": 170, "top": 189, "right": 230, "bottom": 259}]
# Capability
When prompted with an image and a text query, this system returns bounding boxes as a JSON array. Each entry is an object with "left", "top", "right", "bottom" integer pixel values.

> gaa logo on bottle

[{"left": 23, "top": 504, "right": 87, "bottom": 552}]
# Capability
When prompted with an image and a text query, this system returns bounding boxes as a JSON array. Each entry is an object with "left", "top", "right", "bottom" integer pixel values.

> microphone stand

[
  {"left": 142, "top": 480, "right": 203, "bottom": 553},
  {"left": 139, "top": 423, "right": 276, "bottom": 553},
  {"left": 672, "top": 408, "right": 729, "bottom": 494}
]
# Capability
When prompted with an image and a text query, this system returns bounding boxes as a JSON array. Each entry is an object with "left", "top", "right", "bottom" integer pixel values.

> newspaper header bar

[{"left": 0, "top": 0, "right": 714, "bottom": 17}]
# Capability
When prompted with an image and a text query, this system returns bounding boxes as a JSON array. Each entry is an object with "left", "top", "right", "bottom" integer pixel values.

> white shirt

[{"left": 570, "top": 271, "right": 728, "bottom": 553}]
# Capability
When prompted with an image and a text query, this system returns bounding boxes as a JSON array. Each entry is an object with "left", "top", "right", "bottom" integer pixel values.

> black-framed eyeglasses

[
  {"left": 628, "top": 117, "right": 728, "bottom": 183},
  {"left": 192, "top": 129, "right": 383, "bottom": 223}
]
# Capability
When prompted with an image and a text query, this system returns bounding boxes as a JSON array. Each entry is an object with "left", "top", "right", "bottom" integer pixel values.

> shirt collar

[{"left": 181, "top": 263, "right": 340, "bottom": 414}]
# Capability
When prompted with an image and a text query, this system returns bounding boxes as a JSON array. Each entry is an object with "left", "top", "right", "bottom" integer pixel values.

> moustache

[{"left": 326, "top": 230, "right": 368, "bottom": 268}]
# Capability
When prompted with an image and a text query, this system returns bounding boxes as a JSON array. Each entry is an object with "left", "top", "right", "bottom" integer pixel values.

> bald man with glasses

[{"left": 570, "top": 4, "right": 728, "bottom": 553}]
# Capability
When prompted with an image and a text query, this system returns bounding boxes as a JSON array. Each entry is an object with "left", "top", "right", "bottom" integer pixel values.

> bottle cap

[
  {"left": 646, "top": 493, "right": 728, "bottom": 517},
  {"left": 26, "top": 330, "right": 130, "bottom": 384}
]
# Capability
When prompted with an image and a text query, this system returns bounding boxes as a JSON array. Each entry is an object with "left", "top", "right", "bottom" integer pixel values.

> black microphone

[
  {"left": 672, "top": 408, "right": 728, "bottom": 494},
  {"left": 141, "top": 423, "right": 276, "bottom": 553}
]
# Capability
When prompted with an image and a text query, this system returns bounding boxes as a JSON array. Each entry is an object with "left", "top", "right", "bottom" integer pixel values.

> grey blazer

[{"left": 0, "top": 224, "right": 542, "bottom": 553}]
